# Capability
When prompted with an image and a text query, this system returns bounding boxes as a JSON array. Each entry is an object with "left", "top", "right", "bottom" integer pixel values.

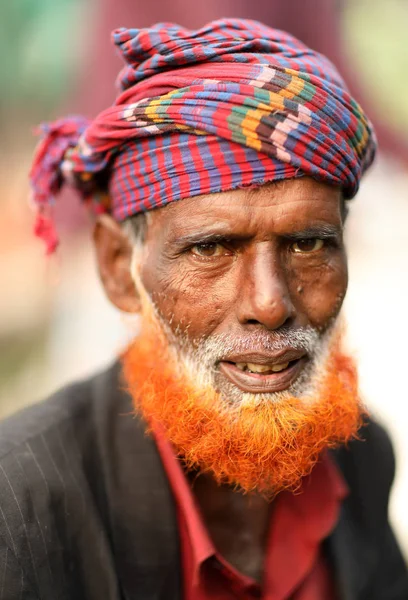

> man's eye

[
  {"left": 190, "top": 242, "right": 225, "bottom": 257},
  {"left": 291, "top": 238, "right": 324, "bottom": 253}
]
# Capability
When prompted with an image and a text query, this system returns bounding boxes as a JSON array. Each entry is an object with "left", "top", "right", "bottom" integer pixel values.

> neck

[{"left": 190, "top": 470, "right": 271, "bottom": 582}]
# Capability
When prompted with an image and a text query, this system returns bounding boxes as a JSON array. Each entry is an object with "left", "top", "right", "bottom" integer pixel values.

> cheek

[
  {"left": 290, "top": 252, "right": 348, "bottom": 328},
  {"left": 140, "top": 256, "right": 235, "bottom": 339}
]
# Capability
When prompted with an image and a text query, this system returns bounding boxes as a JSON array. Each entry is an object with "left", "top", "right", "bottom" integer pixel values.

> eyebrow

[
  {"left": 170, "top": 224, "right": 342, "bottom": 246},
  {"left": 281, "top": 224, "right": 342, "bottom": 240},
  {"left": 169, "top": 231, "right": 243, "bottom": 247}
]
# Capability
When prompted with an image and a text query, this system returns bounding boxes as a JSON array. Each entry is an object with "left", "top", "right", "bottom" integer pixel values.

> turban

[{"left": 29, "top": 18, "right": 376, "bottom": 253}]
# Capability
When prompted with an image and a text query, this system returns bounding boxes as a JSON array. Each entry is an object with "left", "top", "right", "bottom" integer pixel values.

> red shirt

[{"left": 154, "top": 430, "right": 347, "bottom": 600}]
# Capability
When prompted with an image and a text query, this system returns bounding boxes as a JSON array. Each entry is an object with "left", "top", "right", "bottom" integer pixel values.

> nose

[{"left": 236, "top": 244, "right": 295, "bottom": 330}]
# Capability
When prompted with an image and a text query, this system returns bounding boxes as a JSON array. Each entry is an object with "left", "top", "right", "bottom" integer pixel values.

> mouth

[{"left": 218, "top": 352, "right": 307, "bottom": 393}]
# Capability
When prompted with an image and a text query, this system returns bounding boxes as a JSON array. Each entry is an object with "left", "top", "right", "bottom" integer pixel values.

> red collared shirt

[{"left": 154, "top": 430, "right": 347, "bottom": 600}]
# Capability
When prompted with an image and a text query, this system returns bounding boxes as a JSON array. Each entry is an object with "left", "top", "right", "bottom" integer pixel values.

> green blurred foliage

[
  {"left": 0, "top": 0, "right": 86, "bottom": 115},
  {"left": 345, "top": 0, "right": 408, "bottom": 131}
]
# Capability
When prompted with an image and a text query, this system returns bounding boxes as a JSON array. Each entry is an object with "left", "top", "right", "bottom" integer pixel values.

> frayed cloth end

[{"left": 34, "top": 213, "right": 59, "bottom": 255}]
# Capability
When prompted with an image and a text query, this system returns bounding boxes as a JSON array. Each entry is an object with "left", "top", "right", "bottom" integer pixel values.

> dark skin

[{"left": 94, "top": 177, "right": 348, "bottom": 582}]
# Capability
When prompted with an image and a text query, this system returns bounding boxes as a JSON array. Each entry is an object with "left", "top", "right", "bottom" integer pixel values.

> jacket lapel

[
  {"left": 329, "top": 445, "right": 379, "bottom": 600},
  {"left": 328, "top": 501, "right": 377, "bottom": 600},
  {"left": 92, "top": 363, "right": 182, "bottom": 600}
]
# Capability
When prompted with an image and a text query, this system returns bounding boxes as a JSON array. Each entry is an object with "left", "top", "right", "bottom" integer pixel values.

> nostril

[
  {"left": 246, "top": 319, "right": 261, "bottom": 326},
  {"left": 244, "top": 315, "right": 294, "bottom": 330}
]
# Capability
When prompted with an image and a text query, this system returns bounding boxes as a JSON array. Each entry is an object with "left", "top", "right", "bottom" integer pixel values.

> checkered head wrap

[{"left": 30, "top": 18, "right": 376, "bottom": 253}]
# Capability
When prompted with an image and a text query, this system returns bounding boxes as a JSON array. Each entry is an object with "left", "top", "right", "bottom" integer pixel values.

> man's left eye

[
  {"left": 291, "top": 238, "right": 324, "bottom": 253},
  {"left": 191, "top": 242, "right": 225, "bottom": 257}
]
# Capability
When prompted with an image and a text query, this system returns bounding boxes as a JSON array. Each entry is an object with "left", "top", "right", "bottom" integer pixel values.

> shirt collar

[{"left": 152, "top": 425, "right": 349, "bottom": 590}]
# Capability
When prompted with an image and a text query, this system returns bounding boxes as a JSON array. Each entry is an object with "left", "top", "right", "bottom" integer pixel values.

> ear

[{"left": 93, "top": 214, "right": 141, "bottom": 313}]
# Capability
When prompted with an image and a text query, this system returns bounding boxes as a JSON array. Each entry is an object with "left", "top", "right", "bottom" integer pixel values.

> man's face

[
  {"left": 99, "top": 176, "right": 361, "bottom": 494},
  {"left": 138, "top": 177, "right": 348, "bottom": 401}
]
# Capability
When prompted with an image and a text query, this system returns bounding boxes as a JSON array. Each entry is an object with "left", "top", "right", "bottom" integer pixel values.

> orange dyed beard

[{"left": 122, "top": 308, "right": 364, "bottom": 496}]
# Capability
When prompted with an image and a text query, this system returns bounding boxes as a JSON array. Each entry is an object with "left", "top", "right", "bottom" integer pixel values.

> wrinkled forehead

[{"left": 145, "top": 177, "right": 344, "bottom": 242}]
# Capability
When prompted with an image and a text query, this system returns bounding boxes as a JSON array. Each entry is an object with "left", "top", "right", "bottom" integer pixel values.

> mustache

[
  {"left": 193, "top": 326, "right": 321, "bottom": 362},
  {"left": 139, "top": 281, "right": 322, "bottom": 361}
]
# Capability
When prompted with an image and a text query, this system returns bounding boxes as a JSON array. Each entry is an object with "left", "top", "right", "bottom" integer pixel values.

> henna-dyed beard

[{"left": 121, "top": 290, "right": 364, "bottom": 497}]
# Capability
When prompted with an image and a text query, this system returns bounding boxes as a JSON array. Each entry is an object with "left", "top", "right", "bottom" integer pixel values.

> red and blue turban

[{"left": 30, "top": 18, "right": 376, "bottom": 253}]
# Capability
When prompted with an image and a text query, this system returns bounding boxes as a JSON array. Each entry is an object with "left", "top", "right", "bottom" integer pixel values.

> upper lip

[{"left": 219, "top": 348, "right": 307, "bottom": 366}]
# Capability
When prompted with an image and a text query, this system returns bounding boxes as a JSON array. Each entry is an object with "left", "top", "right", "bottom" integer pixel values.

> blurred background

[{"left": 1, "top": 0, "right": 408, "bottom": 557}]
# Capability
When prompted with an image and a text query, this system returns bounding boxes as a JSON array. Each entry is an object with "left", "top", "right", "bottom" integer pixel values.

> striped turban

[{"left": 29, "top": 18, "right": 376, "bottom": 253}]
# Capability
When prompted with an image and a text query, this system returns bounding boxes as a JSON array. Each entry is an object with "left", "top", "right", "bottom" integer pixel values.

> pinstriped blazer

[{"left": 0, "top": 362, "right": 406, "bottom": 600}]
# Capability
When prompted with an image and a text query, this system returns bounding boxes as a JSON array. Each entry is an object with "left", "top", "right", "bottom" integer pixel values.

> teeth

[
  {"left": 271, "top": 362, "right": 289, "bottom": 372},
  {"left": 235, "top": 362, "right": 289, "bottom": 373},
  {"left": 246, "top": 363, "right": 274, "bottom": 373}
]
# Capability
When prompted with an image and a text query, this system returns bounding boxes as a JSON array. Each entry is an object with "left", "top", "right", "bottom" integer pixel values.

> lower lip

[{"left": 218, "top": 358, "right": 306, "bottom": 393}]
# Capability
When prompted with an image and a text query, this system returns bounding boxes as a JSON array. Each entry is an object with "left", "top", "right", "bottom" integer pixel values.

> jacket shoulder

[
  {"left": 0, "top": 362, "right": 121, "bottom": 460},
  {"left": 0, "top": 362, "right": 124, "bottom": 598}
]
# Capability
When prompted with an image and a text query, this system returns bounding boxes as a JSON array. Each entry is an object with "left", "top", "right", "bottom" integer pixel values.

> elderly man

[{"left": 0, "top": 18, "right": 406, "bottom": 600}]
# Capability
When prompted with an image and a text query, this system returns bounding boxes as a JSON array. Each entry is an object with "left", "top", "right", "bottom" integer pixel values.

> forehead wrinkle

[
  {"left": 172, "top": 198, "right": 341, "bottom": 238},
  {"left": 150, "top": 179, "right": 342, "bottom": 241}
]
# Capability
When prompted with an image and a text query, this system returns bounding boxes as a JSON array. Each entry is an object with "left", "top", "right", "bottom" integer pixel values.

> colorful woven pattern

[{"left": 29, "top": 18, "right": 376, "bottom": 252}]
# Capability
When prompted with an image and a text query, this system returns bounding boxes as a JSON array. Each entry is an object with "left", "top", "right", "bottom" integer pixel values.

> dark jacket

[{"left": 0, "top": 362, "right": 406, "bottom": 600}]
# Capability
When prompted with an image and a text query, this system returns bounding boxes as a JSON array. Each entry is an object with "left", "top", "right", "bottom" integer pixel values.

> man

[{"left": 0, "top": 18, "right": 406, "bottom": 599}]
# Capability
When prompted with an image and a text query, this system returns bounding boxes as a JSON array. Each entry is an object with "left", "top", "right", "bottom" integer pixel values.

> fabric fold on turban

[{"left": 29, "top": 18, "right": 376, "bottom": 252}]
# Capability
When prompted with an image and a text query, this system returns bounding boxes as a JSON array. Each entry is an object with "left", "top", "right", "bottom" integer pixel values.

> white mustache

[{"left": 195, "top": 327, "right": 320, "bottom": 363}]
